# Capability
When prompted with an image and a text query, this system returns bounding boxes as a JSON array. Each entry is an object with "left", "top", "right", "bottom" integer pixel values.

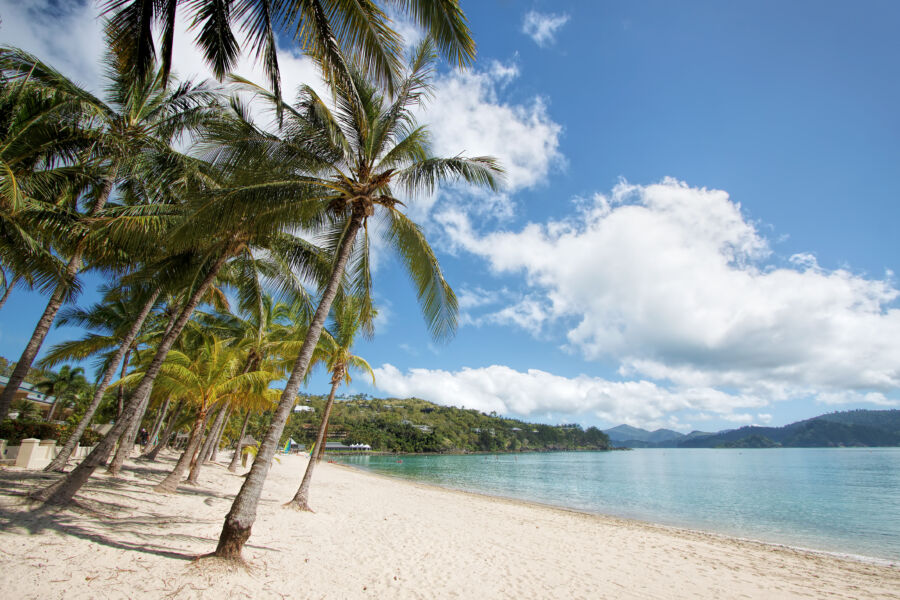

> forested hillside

[
  {"left": 679, "top": 410, "right": 900, "bottom": 448},
  {"left": 281, "top": 395, "right": 612, "bottom": 453}
]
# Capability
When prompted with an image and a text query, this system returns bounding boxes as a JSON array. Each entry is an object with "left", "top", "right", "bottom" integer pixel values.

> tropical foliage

[{"left": 0, "top": 0, "right": 520, "bottom": 566}]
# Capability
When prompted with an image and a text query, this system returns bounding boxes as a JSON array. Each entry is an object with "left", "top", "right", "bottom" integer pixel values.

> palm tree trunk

[
  {"left": 214, "top": 214, "right": 362, "bottom": 560},
  {"left": 154, "top": 408, "right": 207, "bottom": 493},
  {"left": 205, "top": 404, "right": 231, "bottom": 463},
  {"left": 146, "top": 396, "right": 171, "bottom": 449},
  {"left": 286, "top": 376, "right": 340, "bottom": 511},
  {"left": 316, "top": 423, "right": 328, "bottom": 461},
  {"left": 143, "top": 398, "right": 186, "bottom": 461},
  {"left": 0, "top": 176, "right": 114, "bottom": 422},
  {"left": 228, "top": 408, "right": 252, "bottom": 472},
  {"left": 0, "top": 274, "right": 19, "bottom": 311},
  {"left": 44, "top": 290, "right": 160, "bottom": 472},
  {"left": 46, "top": 394, "right": 61, "bottom": 422},
  {"left": 31, "top": 250, "right": 231, "bottom": 506},
  {"left": 106, "top": 308, "right": 178, "bottom": 476},
  {"left": 0, "top": 265, "right": 75, "bottom": 422},
  {"left": 115, "top": 350, "right": 130, "bottom": 418},
  {"left": 106, "top": 405, "right": 143, "bottom": 476},
  {"left": 188, "top": 403, "right": 224, "bottom": 484}
]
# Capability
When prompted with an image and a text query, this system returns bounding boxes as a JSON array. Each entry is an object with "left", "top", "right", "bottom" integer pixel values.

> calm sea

[{"left": 336, "top": 448, "right": 900, "bottom": 562}]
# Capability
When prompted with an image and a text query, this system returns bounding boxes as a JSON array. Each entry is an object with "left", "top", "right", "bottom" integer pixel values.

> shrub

[
  {"left": 0, "top": 419, "right": 64, "bottom": 445},
  {"left": 80, "top": 428, "right": 102, "bottom": 446}
]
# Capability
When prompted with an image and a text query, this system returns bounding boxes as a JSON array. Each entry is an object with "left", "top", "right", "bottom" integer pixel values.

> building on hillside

[
  {"left": 0, "top": 375, "right": 58, "bottom": 419},
  {"left": 293, "top": 404, "right": 315, "bottom": 413}
]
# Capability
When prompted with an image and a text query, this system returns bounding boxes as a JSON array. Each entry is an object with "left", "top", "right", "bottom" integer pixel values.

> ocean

[{"left": 336, "top": 448, "right": 900, "bottom": 562}]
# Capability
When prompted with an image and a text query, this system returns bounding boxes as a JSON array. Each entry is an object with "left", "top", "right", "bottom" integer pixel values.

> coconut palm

[
  {"left": 35, "top": 365, "right": 88, "bottom": 421},
  {"left": 212, "top": 40, "right": 502, "bottom": 559},
  {"left": 38, "top": 253, "right": 233, "bottom": 474},
  {"left": 0, "top": 46, "right": 219, "bottom": 422},
  {"left": 38, "top": 288, "right": 161, "bottom": 471},
  {"left": 286, "top": 296, "right": 373, "bottom": 511},
  {"left": 31, "top": 106, "right": 333, "bottom": 505},
  {"left": 0, "top": 64, "right": 94, "bottom": 325},
  {"left": 102, "top": 0, "right": 475, "bottom": 104},
  {"left": 142, "top": 337, "right": 279, "bottom": 493}
]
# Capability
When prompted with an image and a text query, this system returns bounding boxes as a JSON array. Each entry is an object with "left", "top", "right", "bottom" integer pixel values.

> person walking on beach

[{"left": 138, "top": 428, "right": 149, "bottom": 449}]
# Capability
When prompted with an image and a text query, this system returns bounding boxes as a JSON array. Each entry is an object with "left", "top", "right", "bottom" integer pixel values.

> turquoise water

[{"left": 336, "top": 448, "right": 900, "bottom": 561}]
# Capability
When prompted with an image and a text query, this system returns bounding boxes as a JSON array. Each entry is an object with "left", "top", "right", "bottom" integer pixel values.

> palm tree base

[
  {"left": 282, "top": 499, "right": 313, "bottom": 512},
  {"left": 213, "top": 523, "right": 252, "bottom": 560},
  {"left": 153, "top": 481, "right": 178, "bottom": 494}
]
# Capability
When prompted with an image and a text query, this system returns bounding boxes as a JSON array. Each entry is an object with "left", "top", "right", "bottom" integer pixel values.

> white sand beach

[{"left": 0, "top": 453, "right": 897, "bottom": 600}]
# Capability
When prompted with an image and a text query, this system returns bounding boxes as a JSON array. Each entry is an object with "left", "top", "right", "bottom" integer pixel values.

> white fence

[{"left": 0, "top": 438, "right": 95, "bottom": 469}]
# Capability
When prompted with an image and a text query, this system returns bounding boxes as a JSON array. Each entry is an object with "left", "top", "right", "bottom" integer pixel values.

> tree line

[{"left": 284, "top": 395, "right": 612, "bottom": 453}]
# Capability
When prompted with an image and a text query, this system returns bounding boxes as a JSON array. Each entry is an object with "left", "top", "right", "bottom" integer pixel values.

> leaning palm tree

[
  {"left": 285, "top": 296, "right": 374, "bottom": 511},
  {"left": 212, "top": 40, "right": 502, "bottom": 559},
  {"left": 102, "top": 0, "right": 475, "bottom": 104},
  {"left": 0, "top": 46, "right": 219, "bottom": 422},
  {"left": 0, "top": 62, "right": 90, "bottom": 325},
  {"left": 30, "top": 114, "right": 333, "bottom": 505}
]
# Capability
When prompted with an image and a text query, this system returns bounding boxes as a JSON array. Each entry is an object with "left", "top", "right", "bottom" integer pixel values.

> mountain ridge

[{"left": 604, "top": 409, "right": 900, "bottom": 448}]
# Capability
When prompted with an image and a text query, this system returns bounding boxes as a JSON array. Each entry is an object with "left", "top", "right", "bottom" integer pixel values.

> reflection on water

[{"left": 338, "top": 448, "right": 900, "bottom": 561}]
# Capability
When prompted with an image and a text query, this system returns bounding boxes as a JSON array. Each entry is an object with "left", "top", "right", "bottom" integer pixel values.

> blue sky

[{"left": 1, "top": 0, "right": 898, "bottom": 432}]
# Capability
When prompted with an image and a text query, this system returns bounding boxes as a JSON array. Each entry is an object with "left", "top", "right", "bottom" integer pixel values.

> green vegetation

[
  {"left": 714, "top": 435, "right": 781, "bottom": 449},
  {"left": 0, "top": 419, "right": 101, "bottom": 446},
  {"left": 282, "top": 395, "right": 612, "bottom": 453}
]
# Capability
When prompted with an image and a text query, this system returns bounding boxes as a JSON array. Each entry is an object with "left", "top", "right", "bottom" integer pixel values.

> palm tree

[
  {"left": 286, "top": 296, "right": 373, "bottom": 510},
  {"left": 0, "top": 60, "right": 91, "bottom": 324},
  {"left": 212, "top": 41, "right": 502, "bottom": 559},
  {"left": 102, "top": 0, "right": 475, "bottom": 104},
  {"left": 38, "top": 287, "right": 162, "bottom": 470},
  {"left": 31, "top": 102, "right": 333, "bottom": 505},
  {"left": 0, "top": 47, "right": 219, "bottom": 422},
  {"left": 35, "top": 365, "right": 88, "bottom": 421},
  {"left": 144, "top": 337, "right": 278, "bottom": 493}
]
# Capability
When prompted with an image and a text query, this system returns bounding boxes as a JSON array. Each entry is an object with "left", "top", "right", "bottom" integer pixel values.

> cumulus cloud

[
  {"left": 522, "top": 11, "right": 570, "bottom": 47},
  {"left": 0, "top": 0, "right": 324, "bottom": 106},
  {"left": 373, "top": 363, "right": 767, "bottom": 429},
  {"left": 0, "top": 0, "right": 107, "bottom": 90},
  {"left": 417, "top": 60, "right": 564, "bottom": 194},
  {"left": 438, "top": 178, "right": 900, "bottom": 400}
]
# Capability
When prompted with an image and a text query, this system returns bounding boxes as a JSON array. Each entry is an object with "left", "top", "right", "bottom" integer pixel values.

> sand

[{"left": 0, "top": 452, "right": 897, "bottom": 600}]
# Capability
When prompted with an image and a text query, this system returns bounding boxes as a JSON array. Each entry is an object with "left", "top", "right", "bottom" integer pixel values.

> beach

[{"left": 0, "top": 453, "right": 897, "bottom": 600}]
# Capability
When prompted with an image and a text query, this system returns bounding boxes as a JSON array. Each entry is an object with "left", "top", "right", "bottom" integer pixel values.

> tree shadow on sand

[{"left": 0, "top": 468, "right": 280, "bottom": 559}]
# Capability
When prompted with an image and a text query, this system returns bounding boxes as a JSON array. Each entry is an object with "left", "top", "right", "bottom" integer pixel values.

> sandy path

[{"left": 0, "top": 453, "right": 897, "bottom": 599}]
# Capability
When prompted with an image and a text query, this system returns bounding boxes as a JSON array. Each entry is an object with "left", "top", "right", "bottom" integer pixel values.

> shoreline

[
  {"left": 332, "top": 459, "right": 900, "bottom": 569},
  {"left": 1, "top": 453, "right": 898, "bottom": 599}
]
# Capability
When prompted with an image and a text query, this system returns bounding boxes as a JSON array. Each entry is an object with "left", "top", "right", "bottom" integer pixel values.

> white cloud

[
  {"left": 416, "top": 60, "right": 564, "bottom": 196},
  {"left": 815, "top": 391, "right": 898, "bottom": 407},
  {"left": 0, "top": 0, "right": 324, "bottom": 108},
  {"left": 2, "top": 1, "right": 562, "bottom": 222},
  {"left": 439, "top": 178, "right": 900, "bottom": 400},
  {"left": 373, "top": 363, "right": 767, "bottom": 428},
  {"left": 0, "top": 0, "right": 106, "bottom": 91},
  {"left": 522, "top": 11, "right": 570, "bottom": 47}
]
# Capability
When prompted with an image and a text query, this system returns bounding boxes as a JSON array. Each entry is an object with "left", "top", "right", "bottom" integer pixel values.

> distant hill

[
  {"left": 604, "top": 409, "right": 900, "bottom": 449},
  {"left": 282, "top": 395, "right": 612, "bottom": 453},
  {"left": 604, "top": 425, "right": 714, "bottom": 448},
  {"left": 679, "top": 409, "right": 900, "bottom": 448},
  {"left": 604, "top": 425, "right": 685, "bottom": 445}
]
